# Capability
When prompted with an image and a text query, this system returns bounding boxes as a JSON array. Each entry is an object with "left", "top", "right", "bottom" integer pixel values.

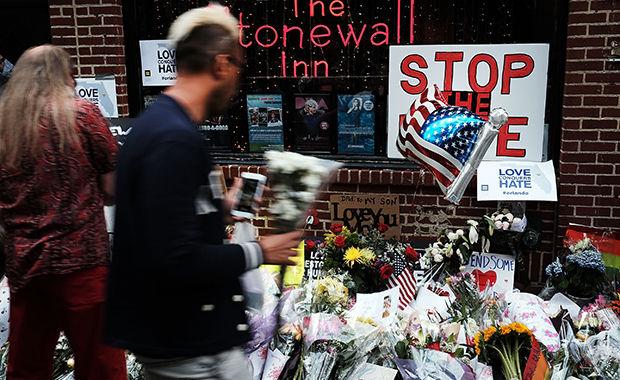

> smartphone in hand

[{"left": 231, "top": 172, "right": 266, "bottom": 219}]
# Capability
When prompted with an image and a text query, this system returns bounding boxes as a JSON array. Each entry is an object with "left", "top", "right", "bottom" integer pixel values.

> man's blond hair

[{"left": 168, "top": 4, "right": 238, "bottom": 47}]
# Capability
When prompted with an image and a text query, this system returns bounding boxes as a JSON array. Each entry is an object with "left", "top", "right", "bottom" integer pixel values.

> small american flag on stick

[{"left": 387, "top": 253, "right": 418, "bottom": 310}]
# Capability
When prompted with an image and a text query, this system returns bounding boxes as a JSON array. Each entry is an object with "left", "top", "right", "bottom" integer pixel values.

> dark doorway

[{"left": 0, "top": 0, "right": 51, "bottom": 63}]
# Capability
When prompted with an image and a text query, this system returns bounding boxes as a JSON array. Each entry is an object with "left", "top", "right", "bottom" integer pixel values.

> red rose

[
  {"left": 379, "top": 264, "right": 394, "bottom": 280},
  {"left": 426, "top": 342, "right": 441, "bottom": 351},
  {"left": 305, "top": 240, "right": 316, "bottom": 250},
  {"left": 405, "top": 246, "right": 419, "bottom": 261},
  {"left": 378, "top": 223, "right": 389, "bottom": 233},
  {"left": 330, "top": 223, "right": 343, "bottom": 234},
  {"left": 334, "top": 235, "right": 347, "bottom": 248}
]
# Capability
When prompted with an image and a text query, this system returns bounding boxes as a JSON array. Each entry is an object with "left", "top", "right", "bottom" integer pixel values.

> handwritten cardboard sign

[
  {"left": 463, "top": 252, "right": 515, "bottom": 297},
  {"left": 330, "top": 194, "right": 400, "bottom": 238}
]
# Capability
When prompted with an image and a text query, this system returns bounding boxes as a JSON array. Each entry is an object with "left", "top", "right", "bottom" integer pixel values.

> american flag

[
  {"left": 396, "top": 85, "right": 486, "bottom": 193},
  {"left": 387, "top": 253, "right": 418, "bottom": 310}
]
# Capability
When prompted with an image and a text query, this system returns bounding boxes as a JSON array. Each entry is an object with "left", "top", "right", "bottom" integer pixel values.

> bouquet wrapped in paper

[{"left": 395, "top": 348, "right": 475, "bottom": 380}]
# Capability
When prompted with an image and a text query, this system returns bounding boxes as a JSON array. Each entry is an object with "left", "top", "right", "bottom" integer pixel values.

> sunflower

[
  {"left": 483, "top": 326, "right": 497, "bottom": 342},
  {"left": 344, "top": 247, "right": 363, "bottom": 267},
  {"left": 474, "top": 332, "right": 482, "bottom": 356}
]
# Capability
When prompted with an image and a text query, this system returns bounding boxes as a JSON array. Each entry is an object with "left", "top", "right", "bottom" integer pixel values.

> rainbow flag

[{"left": 565, "top": 224, "right": 620, "bottom": 269}]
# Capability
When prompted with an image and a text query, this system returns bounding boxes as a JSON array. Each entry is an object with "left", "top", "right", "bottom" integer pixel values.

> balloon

[{"left": 397, "top": 85, "right": 508, "bottom": 204}]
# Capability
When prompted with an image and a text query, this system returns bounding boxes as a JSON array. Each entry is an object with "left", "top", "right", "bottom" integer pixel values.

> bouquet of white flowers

[{"left": 265, "top": 151, "right": 342, "bottom": 232}]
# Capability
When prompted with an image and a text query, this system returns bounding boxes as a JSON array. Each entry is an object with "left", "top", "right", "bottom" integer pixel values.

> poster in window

[
  {"left": 247, "top": 94, "right": 284, "bottom": 152},
  {"left": 337, "top": 94, "right": 375, "bottom": 155},
  {"left": 293, "top": 94, "right": 336, "bottom": 153},
  {"left": 197, "top": 115, "right": 232, "bottom": 151}
]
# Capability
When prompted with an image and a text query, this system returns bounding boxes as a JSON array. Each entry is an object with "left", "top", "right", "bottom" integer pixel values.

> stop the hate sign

[{"left": 387, "top": 44, "right": 550, "bottom": 162}]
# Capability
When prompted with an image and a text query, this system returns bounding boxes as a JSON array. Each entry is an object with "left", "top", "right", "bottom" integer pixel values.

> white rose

[
  {"left": 431, "top": 248, "right": 440, "bottom": 255},
  {"left": 494, "top": 214, "right": 504, "bottom": 221},
  {"left": 505, "top": 213, "right": 514, "bottom": 222},
  {"left": 434, "top": 254, "right": 444, "bottom": 263},
  {"left": 448, "top": 232, "right": 458, "bottom": 241},
  {"left": 456, "top": 229, "right": 464, "bottom": 237},
  {"left": 494, "top": 221, "right": 503, "bottom": 229},
  {"left": 301, "top": 174, "right": 322, "bottom": 190},
  {"left": 469, "top": 226, "right": 479, "bottom": 244},
  {"left": 502, "top": 221, "right": 510, "bottom": 230}
]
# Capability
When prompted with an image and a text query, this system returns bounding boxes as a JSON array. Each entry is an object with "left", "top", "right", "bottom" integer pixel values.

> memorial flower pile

[{"left": 314, "top": 223, "right": 418, "bottom": 293}]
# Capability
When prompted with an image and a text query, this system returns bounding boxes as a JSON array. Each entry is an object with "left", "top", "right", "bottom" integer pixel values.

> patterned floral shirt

[{"left": 0, "top": 99, "right": 117, "bottom": 292}]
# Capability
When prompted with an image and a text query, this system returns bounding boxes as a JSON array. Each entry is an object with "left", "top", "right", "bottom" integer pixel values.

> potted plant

[{"left": 544, "top": 238, "right": 609, "bottom": 306}]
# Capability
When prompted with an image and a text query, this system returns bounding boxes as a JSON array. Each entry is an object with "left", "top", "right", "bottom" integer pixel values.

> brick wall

[
  {"left": 559, "top": 0, "right": 620, "bottom": 231},
  {"left": 49, "top": 0, "right": 129, "bottom": 116},
  {"left": 222, "top": 165, "right": 558, "bottom": 285}
]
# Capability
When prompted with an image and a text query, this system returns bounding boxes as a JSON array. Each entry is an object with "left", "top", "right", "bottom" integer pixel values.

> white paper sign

[
  {"left": 75, "top": 75, "right": 118, "bottom": 117},
  {"left": 410, "top": 282, "right": 455, "bottom": 320},
  {"left": 463, "top": 252, "right": 515, "bottom": 297},
  {"left": 139, "top": 39, "right": 176, "bottom": 86},
  {"left": 349, "top": 287, "right": 399, "bottom": 325},
  {"left": 388, "top": 44, "right": 549, "bottom": 161},
  {"left": 477, "top": 160, "right": 557, "bottom": 201}
]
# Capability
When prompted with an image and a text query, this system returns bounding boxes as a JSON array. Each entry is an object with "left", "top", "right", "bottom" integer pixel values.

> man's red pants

[{"left": 7, "top": 266, "right": 127, "bottom": 380}]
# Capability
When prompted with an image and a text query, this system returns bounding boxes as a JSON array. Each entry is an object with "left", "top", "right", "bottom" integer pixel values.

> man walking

[{"left": 105, "top": 6, "right": 300, "bottom": 379}]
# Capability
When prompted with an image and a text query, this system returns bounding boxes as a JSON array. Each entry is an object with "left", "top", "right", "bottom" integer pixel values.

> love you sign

[{"left": 463, "top": 252, "right": 515, "bottom": 297}]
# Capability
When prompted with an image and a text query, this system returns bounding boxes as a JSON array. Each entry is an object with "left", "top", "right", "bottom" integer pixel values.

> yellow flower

[
  {"left": 360, "top": 248, "right": 375, "bottom": 261},
  {"left": 474, "top": 332, "right": 482, "bottom": 356},
  {"left": 483, "top": 326, "right": 497, "bottom": 342},
  {"left": 500, "top": 325, "right": 512, "bottom": 335},
  {"left": 344, "top": 247, "right": 363, "bottom": 267}
]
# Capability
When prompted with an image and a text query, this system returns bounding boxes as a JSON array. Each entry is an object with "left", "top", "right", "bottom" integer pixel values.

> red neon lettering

[
  {"left": 400, "top": 54, "right": 428, "bottom": 94},
  {"left": 314, "top": 60, "right": 329, "bottom": 76},
  {"left": 496, "top": 117, "right": 527, "bottom": 157},
  {"left": 255, "top": 25, "right": 278, "bottom": 48},
  {"left": 336, "top": 24, "right": 367, "bottom": 48},
  {"left": 435, "top": 51, "right": 463, "bottom": 91},
  {"left": 310, "top": 25, "right": 331, "bottom": 47},
  {"left": 370, "top": 23, "right": 389, "bottom": 46},
  {"left": 238, "top": 12, "right": 252, "bottom": 48},
  {"left": 293, "top": 0, "right": 300, "bottom": 17},
  {"left": 309, "top": 0, "right": 325, "bottom": 17},
  {"left": 468, "top": 54, "right": 499, "bottom": 93},
  {"left": 330, "top": 0, "right": 345, "bottom": 16},
  {"left": 294, "top": 60, "right": 309, "bottom": 77},
  {"left": 283, "top": 25, "right": 304, "bottom": 48},
  {"left": 281, "top": 50, "right": 287, "bottom": 77},
  {"left": 502, "top": 54, "right": 534, "bottom": 94}
]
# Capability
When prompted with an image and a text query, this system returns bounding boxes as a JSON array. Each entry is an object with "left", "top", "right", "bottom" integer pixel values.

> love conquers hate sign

[{"left": 387, "top": 44, "right": 550, "bottom": 161}]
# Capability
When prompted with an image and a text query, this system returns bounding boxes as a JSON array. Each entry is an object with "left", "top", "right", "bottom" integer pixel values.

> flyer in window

[
  {"left": 293, "top": 94, "right": 336, "bottom": 153},
  {"left": 246, "top": 94, "right": 284, "bottom": 152},
  {"left": 197, "top": 114, "right": 232, "bottom": 151},
  {"left": 337, "top": 94, "right": 375, "bottom": 155}
]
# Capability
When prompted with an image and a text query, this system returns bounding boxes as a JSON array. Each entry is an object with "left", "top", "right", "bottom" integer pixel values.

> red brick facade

[
  {"left": 49, "top": 0, "right": 129, "bottom": 116},
  {"left": 559, "top": 0, "right": 620, "bottom": 232},
  {"left": 47, "top": 0, "right": 619, "bottom": 285}
]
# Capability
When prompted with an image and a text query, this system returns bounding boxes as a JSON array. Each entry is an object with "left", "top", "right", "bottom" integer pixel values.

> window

[{"left": 122, "top": 0, "right": 567, "bottom": 166}]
